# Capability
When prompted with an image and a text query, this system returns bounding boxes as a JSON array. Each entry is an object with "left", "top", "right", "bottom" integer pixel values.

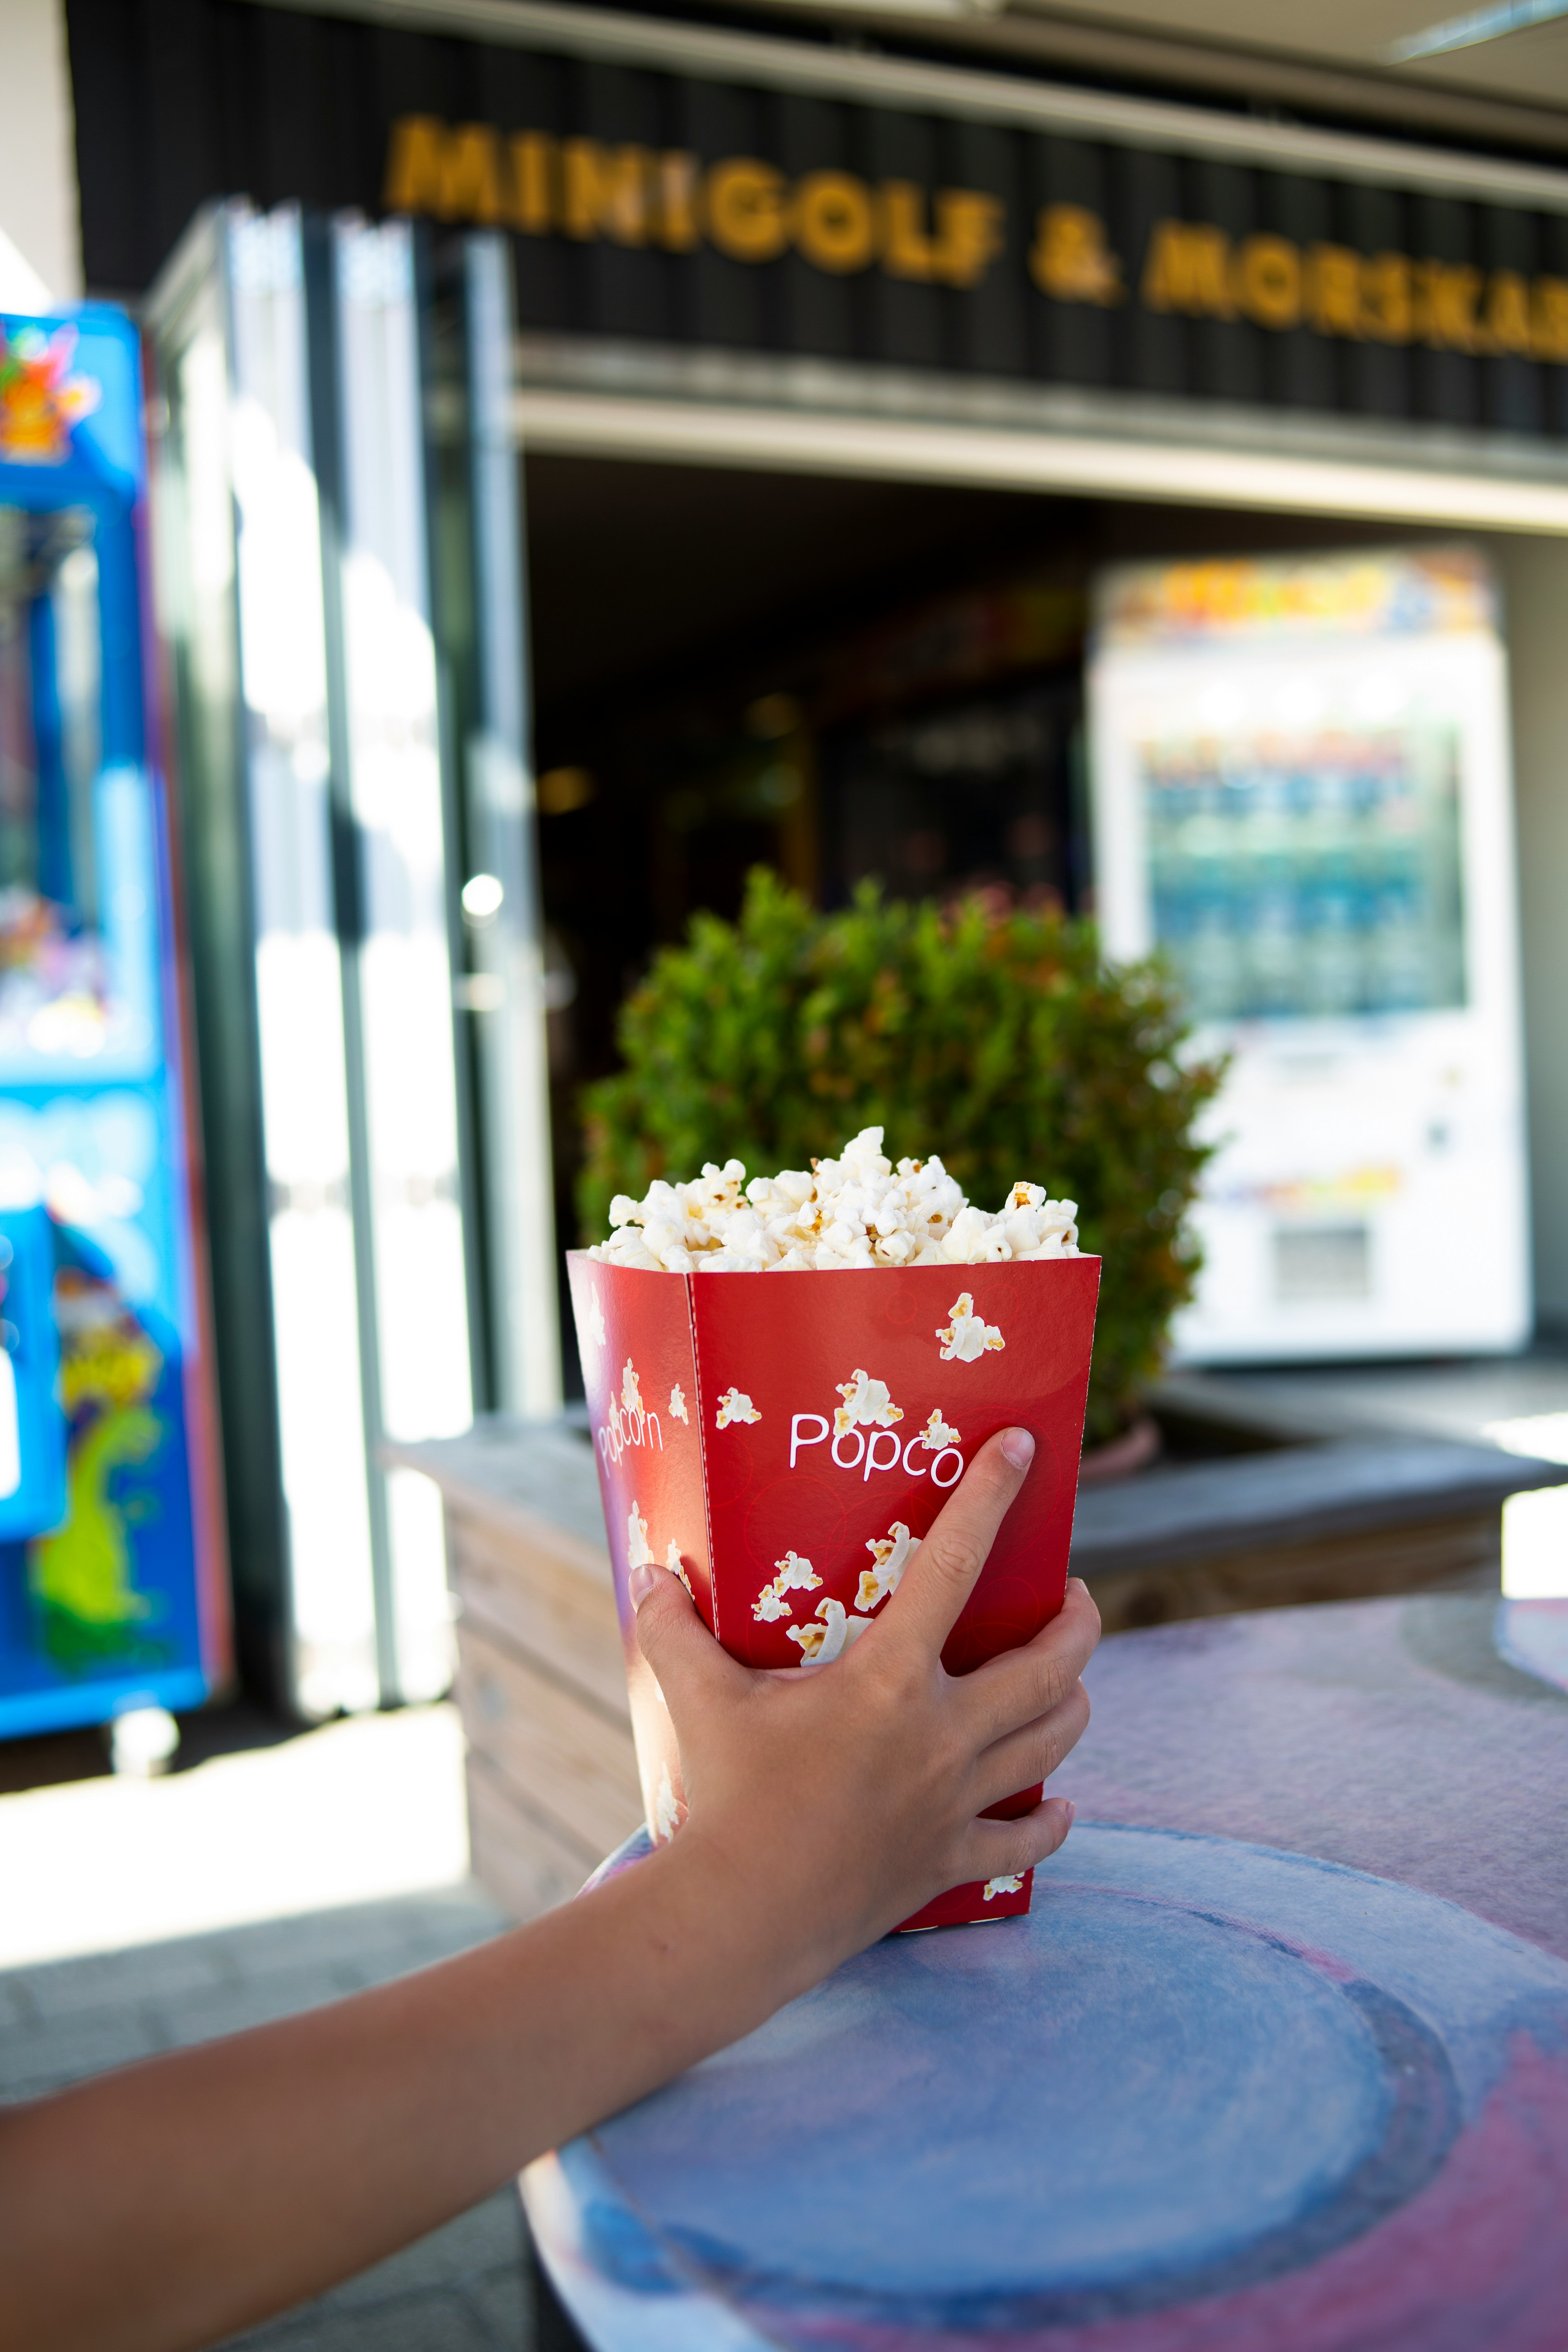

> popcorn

[
  {"left": 787, "top": 1597, "right": 873, "bottom": 1667},
  {"left": 920, "top": 1409, "right": 960, "bottom": 1449},
  {"left": 589, "top": 1128, "right": 1079, "bottom": 1274},
  {"left": 834, "top": 1368, "right": 903, "bottom": 1439},
  {"left": 621, "top": 1361, "right": 644, "bottom": 1418},
  {"left": 856, "top": 1520, "right": 921, "bottom": 1613},
  {"left": 716, "top": 1387, "right": 762, "bottom": 1428},
  {"left": 627, "top": 1501, "right": 653, "bottom": 1569},
  {"left": 938, "top": 1293, "right": 1006, "bottom": 1363},
  {"left": 669, "top": 1383, "right": 689, "bottom": 1424},
  {"left": 665, "top": 1538, "right": 694, "bottom": 1599},
  {"left": 752, "top": 1548, "right": 822, "bottom": 1622},
  {"left": 983, "top": 1874, "right": 1025, "bottom": 1901}
]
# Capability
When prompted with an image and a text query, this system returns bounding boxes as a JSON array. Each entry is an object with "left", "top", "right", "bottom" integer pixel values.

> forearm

[{"left": 0, "top": 1833, "right": 807, "bottom": 2352}]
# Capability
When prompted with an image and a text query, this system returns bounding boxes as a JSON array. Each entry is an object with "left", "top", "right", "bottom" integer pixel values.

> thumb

[{"left": 629, "top": 1561, "right": 736, "bottom": 1713}]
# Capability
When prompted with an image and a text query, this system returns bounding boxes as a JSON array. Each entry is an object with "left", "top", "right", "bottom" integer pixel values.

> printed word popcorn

[{"left": 590, "top": 1127, "right": 1079, "bottom": 1272}]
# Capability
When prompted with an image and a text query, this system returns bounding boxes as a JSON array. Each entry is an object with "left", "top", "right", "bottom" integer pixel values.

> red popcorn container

[{"left": 566, "top": 1252, "right": 1100, "bottom": 1930}]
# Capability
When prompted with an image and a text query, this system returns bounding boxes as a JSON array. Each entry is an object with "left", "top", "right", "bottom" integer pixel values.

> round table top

[{"left": 522, "top": 1593, "right": 1568, "bottom": 2352}]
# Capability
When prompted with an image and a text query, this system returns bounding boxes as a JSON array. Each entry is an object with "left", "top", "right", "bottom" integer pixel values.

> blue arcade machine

[{"left": 0, "top": 307, "right": 228, "bottom": 1736}]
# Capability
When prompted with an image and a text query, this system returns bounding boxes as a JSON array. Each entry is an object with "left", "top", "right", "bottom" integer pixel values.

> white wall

[
  {"left": 1490, "top": 532, "right": 1568, "bottom": 1331},
  {"left": 0, "top": 0, "right": 80, "bottom": 306}
]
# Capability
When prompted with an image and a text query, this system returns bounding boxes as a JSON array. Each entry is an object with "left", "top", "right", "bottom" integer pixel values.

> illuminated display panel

[
  {"left": 0, "top": 306, "right": 227, "bottom": 1733},
  {"left": 1140, "top": 723, "right": 1466, "bottom": 1024}
]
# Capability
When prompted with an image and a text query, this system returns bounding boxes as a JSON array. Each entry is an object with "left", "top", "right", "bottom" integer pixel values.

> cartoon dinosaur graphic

[{"left": 30, "top": 1403, "right": 163, "bottom": 1668}]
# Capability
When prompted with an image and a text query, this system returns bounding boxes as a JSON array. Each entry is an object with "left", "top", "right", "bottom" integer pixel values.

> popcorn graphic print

[
  {"left": 665, "top": 1538, "right": 694, "bottom": 1599},
  {"left": 857, "top": 1521, "right": 921, "bottom": 1613},
  {"left": 984, "top": 1874, "right": 1025, "bottom": 1901},
  {"left": 938, "top": 1293, "right": 1006, "bottom": 1363},
  {"left": 584, "top": 1291, "right": 606, "bottom": 1348},
  {"left": 787, "top": 1597, "right": 873, "bottom": 1667},
  {"left": 920, "top": 1409, "right": 960, "bottom": 1449},
  {"left": 669, "top": 1384, "right": 689, "bottom": 1425},
  {"left": 621, "top": 1362, "right": 644, "bottom": 1419},
  {"left": 753, "top": 1549, "right": 822, "bottom": 1623},
  {"left": 627, "top": 1502, "right": 654, "bottom": 1570},
  {"left": 716, "top": 1387, "right": 762, "bottom": 1429},
  {"left": 833, "top": 1368, "right": 904, "bottom": 1439}
]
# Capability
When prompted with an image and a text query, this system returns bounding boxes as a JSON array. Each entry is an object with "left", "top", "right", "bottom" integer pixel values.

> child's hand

[
  {"left": 0, "top": 1430, "right": 1098, "bottom": 2352},
  {"left": 628, "top": 1427, "right": 1100, "bottom": 1993}
]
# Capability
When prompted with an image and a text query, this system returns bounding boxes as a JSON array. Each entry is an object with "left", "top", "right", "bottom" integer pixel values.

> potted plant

[{"left": 579, "top": 870, "right": 1223, "bottom": 1452}]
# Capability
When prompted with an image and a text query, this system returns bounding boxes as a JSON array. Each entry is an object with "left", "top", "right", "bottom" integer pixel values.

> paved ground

[
  {"left": 0, "top": 1706, "right": 541, "bottom": 2349},
  {"left": 0, "top": 1886, "right": 534, "bottom": 2349}
]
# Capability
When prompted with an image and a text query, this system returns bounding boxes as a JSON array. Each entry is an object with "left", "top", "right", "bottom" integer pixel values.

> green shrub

[{"left": 578, "top": 870, "right": 1223, "bottom": 1446}]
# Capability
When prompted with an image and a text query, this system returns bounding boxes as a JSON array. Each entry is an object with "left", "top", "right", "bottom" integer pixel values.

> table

[{"left": 521, "top": 1591, "right": 1568, "bottom": 2352}]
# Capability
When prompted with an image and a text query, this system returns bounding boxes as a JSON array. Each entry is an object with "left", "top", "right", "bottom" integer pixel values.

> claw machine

[
  {"left": 0, "top": 306, "right": 227, "bottom": 1735},
  {"left": 1088, "top": 546, "right": 1530, "bottom": 1363}
]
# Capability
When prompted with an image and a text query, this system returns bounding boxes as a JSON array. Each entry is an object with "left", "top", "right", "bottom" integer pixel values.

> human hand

[{"left": 628, "top": 1428, "right": 1100, "bottom": 1996}]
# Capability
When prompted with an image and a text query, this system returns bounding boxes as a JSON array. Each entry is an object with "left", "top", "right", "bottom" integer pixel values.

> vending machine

[
  {"left": 1088, "top": 547, "right": 1530, "bottom": 1363},
  {"left": 0, "top": 307, "right": 227, "bottom": 1734}
]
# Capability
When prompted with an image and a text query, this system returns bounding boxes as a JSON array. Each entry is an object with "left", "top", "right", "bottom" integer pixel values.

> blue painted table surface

[{"left": 521, "top": 1594, "right": 1568, "bottom": 2352}]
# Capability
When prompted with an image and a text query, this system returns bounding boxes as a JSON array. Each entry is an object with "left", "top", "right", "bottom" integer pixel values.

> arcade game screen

[{"left": 1139, "top": 722, "right": 1466, "bottom": 1025}]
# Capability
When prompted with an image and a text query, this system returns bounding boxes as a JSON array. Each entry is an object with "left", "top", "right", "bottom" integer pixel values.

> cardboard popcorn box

[{"left": 566, "top": 1251, "right": 1100, "bottom": 1930}]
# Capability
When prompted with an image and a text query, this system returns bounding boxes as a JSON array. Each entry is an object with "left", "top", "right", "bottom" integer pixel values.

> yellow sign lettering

[
  {"left": 1415, "top": 260, "right": 1485, "bottom": 351},
  {"left": 933, "top": 191, "right": 1004, "bottom": 289},
  {"left": 1030, "top": 205, "right": 1121, "bottom": 304},
  {"left": 792, "top": 172, "right": 875, "bottom": 274},
  {"left": 1360, "top": 252, "right": 1414, "bottom": 343},
  {"left": 1233, "top": 234, "right": 1302, "bottom": 331},
  {"left": 1486, "top": 269, "right": 1533, "bottom": 356},
  {"left": 561, "top": 140, "right": 652, "bottom": 245},
  {"left": 1532, "top": 275, "right": 1568, "bottom": 362},
  {"left": 509, "top": 133, "right": 554, "bottom": 236},
  {"left": 656, "top": 152, "right": 701, "bottom": 252},
  {"left": 379, "top": 119, "right": 1568, "bottom": 381},
  {"left": 879, "top": 181, "right": 937, "bottom": 281},
  {"left": 384, "top": 116, "right": 506, "bottom": 225},
  {"left": 704, "top": 158, "right": 789, "bottom": 262},
  {"left": 1142, "top": 220, "right": 1234, "bottom": 318},
  {"left": 1307, "top": 245, "right": 1362, "bottom": 338}
]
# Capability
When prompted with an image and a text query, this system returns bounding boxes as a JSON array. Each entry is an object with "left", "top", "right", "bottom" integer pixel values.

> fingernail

[
  {"left": 1063, "top": 1801, "right": 1077, "bottom": 1829},
  {"left": 1000, "top": 1427, "right": 1035, "bottom": 1470},
  {"left": 628, "top": 1563, "right": 657, "bottom": 1609}
]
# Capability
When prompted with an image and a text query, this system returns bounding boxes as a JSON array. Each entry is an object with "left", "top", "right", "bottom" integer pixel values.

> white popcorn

[
  {"left": 938, "top": 1293, "right": 1006, "bottom": 1363},
  {"left": 753, "top": 1548, "right": 822, "bottom": 1622},
  {"left": 920, "top": 1409, "right": 960, "bottom": 1449},
  {"left": 655, "top": 1763, "right": 681, "bottom": 1842},
  {"left": 856, "top": 1520, "right": 921, "bottom": 1613},
  {"left": 983, "top": 1874, "right": 1025, "bottom": 1900},
  {"left": 621, "top": 1361, "right": 644, "bottom": 1418},
  {"left": 833, "top": 1368, "right": 904, "bottom": 1440},
  {"left": 668, "top": 1384, "right": 689, "bottom": 1424},
  {"left": 716, "top": 1387, "right": 761, "bottom": 1429},
  {"left": 584, "top": 1291, "right": 607, "bottom": 1345},
  {"left": 627, "top": 1501, "right": 653, "bottom": 1569},
  {"left": 787, "top": 1597, "right": 873, "bottom": 1667},
  {"left": 589, "top": 1128, "right": 1080, "bottom": 1274},
  {"left": 665, "top": 1538, "right": 694, "bottom": 1599}
]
